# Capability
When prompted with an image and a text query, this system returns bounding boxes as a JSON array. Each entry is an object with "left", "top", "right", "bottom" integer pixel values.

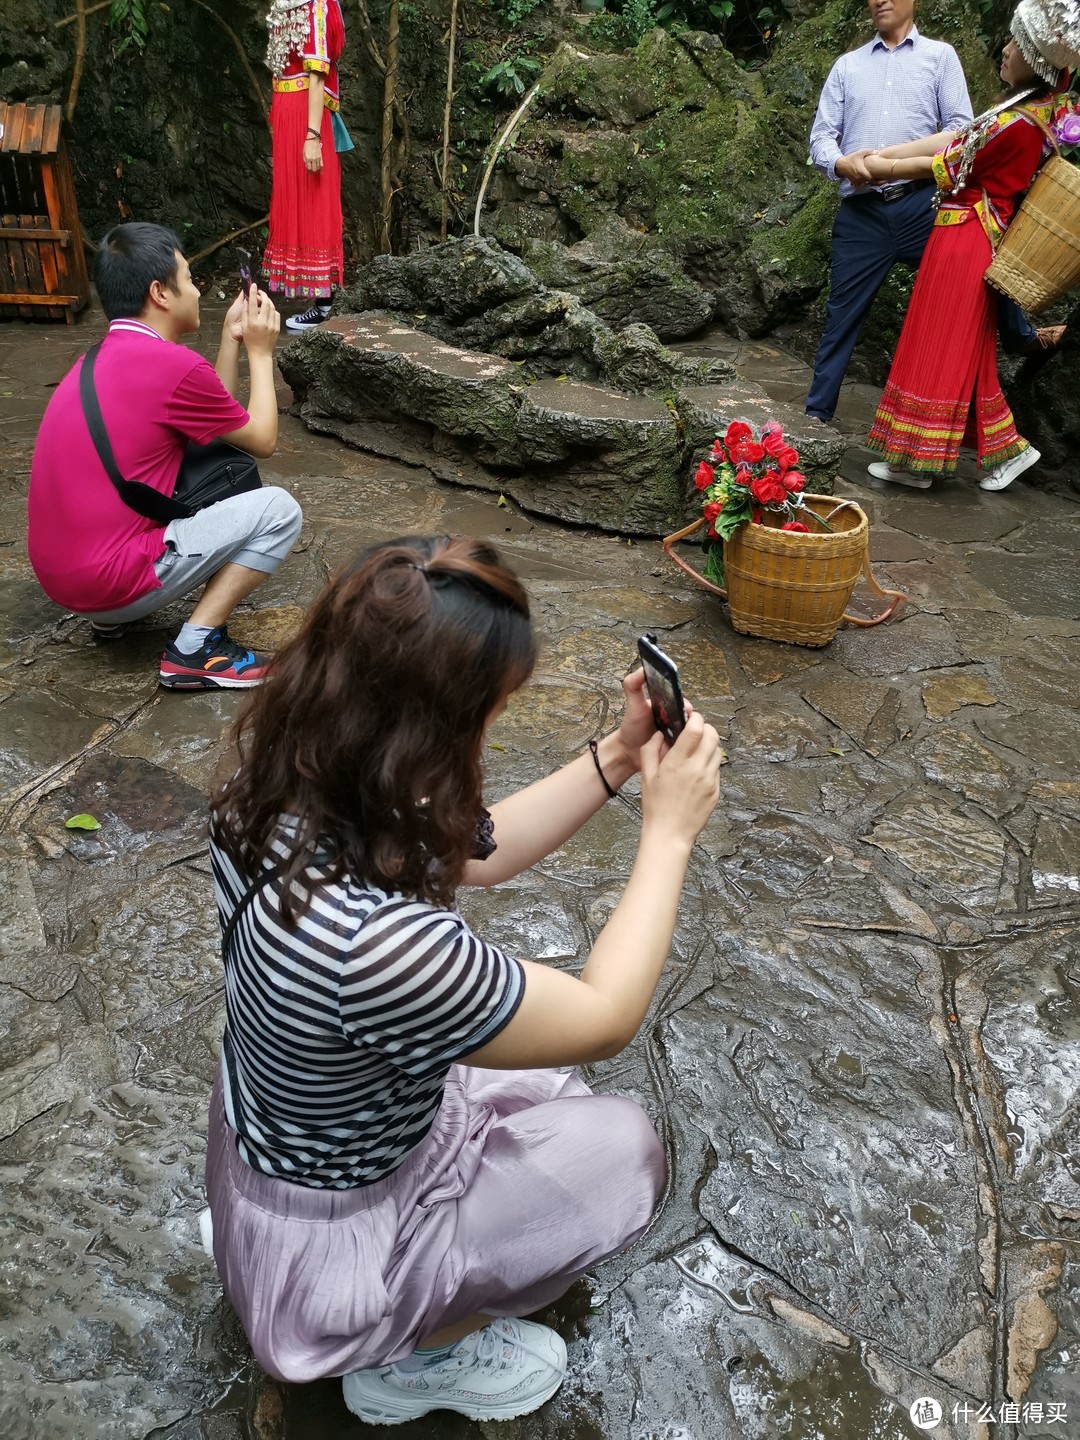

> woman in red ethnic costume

[
  {"left": 264, "top": 0, "right": 346, "bottom": 333},
  {"left": 863, "top": 0, "right": 1080, "bottom": 492}
]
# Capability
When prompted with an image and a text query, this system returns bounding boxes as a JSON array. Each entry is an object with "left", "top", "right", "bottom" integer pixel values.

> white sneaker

[
  {"left": 867, "top": 461, "right": 933, "bottom": 489},
  {"left": 198, "top": 1207, "right": 214, "bottom": 1257},
  {"left": 285, "top": 301, "right": 331, "bottom": 333},
  {"left": 342, "top": 1317, "right": 568, "bottom": 1425},
  {"left": 979, "top": 445, "right": 1040, "bottom": 491}
]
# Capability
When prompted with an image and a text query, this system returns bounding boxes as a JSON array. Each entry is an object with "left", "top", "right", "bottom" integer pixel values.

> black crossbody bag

[{"left": 78, "top": 341, "right": 262, "bottom": 524}]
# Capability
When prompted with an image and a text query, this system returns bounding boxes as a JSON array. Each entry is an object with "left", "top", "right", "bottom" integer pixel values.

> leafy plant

[
  {"left": 645, "top": 0, "right": 780, "bottom": 57},
  {"left": 593, "top": 0, "right": 656, "bottom": 49},
  {"left": 109, "top": 0, "right": 150, "bottom": 54},
  {"left": 493, "top": 0, "right": 544, "bottom": 27},
  {"left": 480, "top": 55, "right": 542, "bottom": 98}
]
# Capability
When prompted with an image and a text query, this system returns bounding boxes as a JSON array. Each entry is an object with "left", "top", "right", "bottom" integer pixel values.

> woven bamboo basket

[
  {"left": 985, "top": 154, "right": 1080, "bottom": 314},
  {"left": 662, "top": 497, "right": 905, "bottom": 647}
]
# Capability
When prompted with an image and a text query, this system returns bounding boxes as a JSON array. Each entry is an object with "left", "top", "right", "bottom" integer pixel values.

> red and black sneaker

[{"left": 159, "top": 625, "right": 272, "bottom": 691}]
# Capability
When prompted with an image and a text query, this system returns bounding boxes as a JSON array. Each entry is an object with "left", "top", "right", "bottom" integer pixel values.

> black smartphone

[
  {"left": 238, "top": 247, "right": 253, "bottom": 298},
  {"left": 637, "top": 634, "right": 686, "bottom": 744}
]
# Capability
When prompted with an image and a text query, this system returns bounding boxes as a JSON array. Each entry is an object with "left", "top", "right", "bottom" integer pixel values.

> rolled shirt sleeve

[
  {"left": 936, "top": 46, "right": 974, "bottom": 133},
  {"left": 809, "top": 59, "right": 846, "bottom": 183}
]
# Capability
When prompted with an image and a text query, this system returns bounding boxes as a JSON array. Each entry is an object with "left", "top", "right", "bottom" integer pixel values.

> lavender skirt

[{"left": 205, "top": 1064, "right": 665, "bottom": 1383}]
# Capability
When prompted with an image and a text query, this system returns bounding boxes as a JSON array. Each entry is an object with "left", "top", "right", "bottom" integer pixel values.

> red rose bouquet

[{"left": 692, "top": 420, "right": 821, "bottom": 586}]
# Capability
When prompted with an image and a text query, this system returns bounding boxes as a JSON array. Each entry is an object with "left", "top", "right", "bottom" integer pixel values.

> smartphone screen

[
  {"left": 637, "top": 634, "right": 686, "bottom": 744},
  {"left": 238, "top": 248, "right": 253, "bottom": 298}
]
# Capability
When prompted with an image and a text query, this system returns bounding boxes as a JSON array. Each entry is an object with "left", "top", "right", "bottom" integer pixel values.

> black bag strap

[
  {"left": 219, "top": 851, "right": 332, "bottom": 966},
  {"left": 220, "top": 860, "right": 283, "bottom": 967},
  {"left": 79, "top": 342, "right": 191, "bottom": 524}
]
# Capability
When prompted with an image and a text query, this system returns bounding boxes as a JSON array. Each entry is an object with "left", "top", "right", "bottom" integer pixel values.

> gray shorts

[{"left": 87, "top": 486, "right": 303, "bottom": 625}]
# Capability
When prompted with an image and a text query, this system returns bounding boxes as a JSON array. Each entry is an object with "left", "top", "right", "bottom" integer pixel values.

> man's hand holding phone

[{"left": 239, "top": 285, "right": 280, "bottom": 356}]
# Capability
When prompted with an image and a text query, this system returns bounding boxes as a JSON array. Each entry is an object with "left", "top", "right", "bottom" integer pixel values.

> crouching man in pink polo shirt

[{"left": 27, "top": 222, "right": 303, "bottom": 690}]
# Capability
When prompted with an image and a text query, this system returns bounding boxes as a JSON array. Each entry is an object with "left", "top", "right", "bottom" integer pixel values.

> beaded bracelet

[{"left": 588, "top": 739, "right": 618, "bottom": 801}]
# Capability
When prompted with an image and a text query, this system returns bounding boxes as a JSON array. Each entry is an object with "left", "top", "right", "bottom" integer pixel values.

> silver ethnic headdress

[{"left": 1010, "top": 0, "right": 1080, "bottom": 84}]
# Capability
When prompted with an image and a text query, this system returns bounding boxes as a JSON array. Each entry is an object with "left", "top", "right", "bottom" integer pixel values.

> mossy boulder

[
  {"left": 280, "top": 315, "right": 523, "bottom": 463},
  {"left": 512, "top": 378, "right": 684, "bottom": 533},
  {"left": 514, "top": 222, "right": 714, "bottom": 341},
  {"left": 332, "top": 236, "right": 730, "bottom": 391},
  {"left": 337, "top": 238, "right": 537, "bottom": 324}
]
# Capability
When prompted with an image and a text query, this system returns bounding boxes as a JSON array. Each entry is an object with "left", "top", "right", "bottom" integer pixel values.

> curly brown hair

[{"left": 211, "top": 536, "right": 537, "bottom": 921}]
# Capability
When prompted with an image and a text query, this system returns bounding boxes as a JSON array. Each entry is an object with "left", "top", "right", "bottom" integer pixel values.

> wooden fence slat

[
  {"left": 5, "top": 107, "right": 26, "bottom": 155},
  {"left": 22, "top": 106, "right": 45, "bottom": 154},
  {"left": 36, "top": 214, "right": 61, "bottom": 300},
  {"left": 0, "top": 292, "right": 80, "bottom": 304},
  {"left": 0, "top": 227, "right": 70, "bottom": 242},
  {"left": 21, "top": 212, "right": 44, "bottom": 299},
  {"left": 0, "top": 211, "right": 13, "bottom": 301},
  {"left": 53, "top": 146, "right": 90, "bottom": 306},
  {"left": 6, "top": 209, "right": 29, "bottom": 300},
  {"left": 42, "top": 107, "right": 62, "bottom": 155},
  {"left": 39, "top": 158, "right": 69, "bottom": 297}
]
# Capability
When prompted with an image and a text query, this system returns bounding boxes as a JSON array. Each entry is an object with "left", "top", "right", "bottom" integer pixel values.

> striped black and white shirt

[{"left": 210, "top": 827, "right": 524, "bottom": 1189}]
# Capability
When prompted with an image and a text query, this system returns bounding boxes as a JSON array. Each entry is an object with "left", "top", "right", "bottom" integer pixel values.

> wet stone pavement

[{"left": 0, "top": 306, "right": 1078, "bottom": 1440}]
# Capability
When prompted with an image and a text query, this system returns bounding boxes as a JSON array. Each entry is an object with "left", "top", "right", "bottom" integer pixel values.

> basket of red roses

[{"left": 662, "top": 420, "right": 905, "bottom": 647}]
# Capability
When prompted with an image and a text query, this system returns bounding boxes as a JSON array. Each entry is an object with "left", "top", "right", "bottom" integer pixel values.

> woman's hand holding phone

[{"left": 639, "top": 712, "right": 722, "bottom": 850}]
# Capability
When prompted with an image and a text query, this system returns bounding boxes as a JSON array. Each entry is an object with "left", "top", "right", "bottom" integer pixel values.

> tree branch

[
  {"left": 188, "top": 213, "right": 270, "bottom": 265},
  {"left": 440, "top": 0, "right": 460, "bottom": 243},
  {"left": 188, "top": 0, "right": 269, "bottom": 121},
  {"left": 65, "top": 0, "right": 88, "bottom": 122},
  {"left": 379, "top": 0, "right": 400, "bottom": 253}
]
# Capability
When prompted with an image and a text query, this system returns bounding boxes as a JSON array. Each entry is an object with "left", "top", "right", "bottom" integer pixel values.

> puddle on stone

[{"left": 906, "top": 1201, "right": 947, "bottom": 1237}]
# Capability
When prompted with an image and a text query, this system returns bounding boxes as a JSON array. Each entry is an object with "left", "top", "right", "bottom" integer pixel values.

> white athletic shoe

[
  {"left": 979, "top": 445, "right": 1040, "bottom": 491},
  {"left": 342, "top": 1317, "right": 568, "bottom": 1425},
  {"left": 198, "top": 1207, "right": 214, "bottom": 1257},
  {"left": 867, "top": 461, "right": 933, "bottom": 489}
]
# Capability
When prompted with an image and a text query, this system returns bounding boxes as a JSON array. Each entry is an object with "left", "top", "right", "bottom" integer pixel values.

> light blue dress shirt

[{"left": 809, "top": 26, "right": 973, "bottom": 198}]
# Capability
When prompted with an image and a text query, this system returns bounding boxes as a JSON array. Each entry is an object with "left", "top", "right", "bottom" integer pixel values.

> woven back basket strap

[
  {"left": 1017, "top": 105, "right": 1061, "bottom": 156},
  {"left": 841, "top": 549, "right": 907, "bottom": 628},
  {"left": 661, "top": 516, "right": 728, "bottom": 597}
]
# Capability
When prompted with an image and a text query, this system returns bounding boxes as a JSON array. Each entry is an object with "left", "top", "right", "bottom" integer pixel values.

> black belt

[{"left": 849, "top": 180, "right": 933, "bottom": 204}]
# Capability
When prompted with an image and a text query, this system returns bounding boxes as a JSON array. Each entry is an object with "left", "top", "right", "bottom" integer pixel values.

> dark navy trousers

[{"left": 805, "top": 183, "right": 1035, "bottom": 423}]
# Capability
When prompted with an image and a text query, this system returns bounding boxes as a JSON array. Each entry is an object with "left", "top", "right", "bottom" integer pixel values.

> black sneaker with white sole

[
  {"left": 285, "top": 302, "right": 332, "bottom": 333},
  {"left": 159, "top": 625, "right": 272, "bottom": 690}
]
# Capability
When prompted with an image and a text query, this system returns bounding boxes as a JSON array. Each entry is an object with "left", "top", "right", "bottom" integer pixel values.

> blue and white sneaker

[
  {"left": 158, "top": 625, "right": 271, "bottom": 690},
  {"left": 285, "top": 301, "right": 331, "bottom": 332},
  {"left": 342, "top": 1317, "right": 568, "bottom": 1425}
]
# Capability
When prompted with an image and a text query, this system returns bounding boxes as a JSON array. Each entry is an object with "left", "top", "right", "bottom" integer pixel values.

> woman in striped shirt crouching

[{"left": 205, "top": 534, "right": 722, "bottom": 1426}]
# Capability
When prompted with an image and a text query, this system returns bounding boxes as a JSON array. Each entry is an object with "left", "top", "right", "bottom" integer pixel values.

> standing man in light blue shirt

[{"left": 804, "top": 0, "right": 1041, "bottom": 422}]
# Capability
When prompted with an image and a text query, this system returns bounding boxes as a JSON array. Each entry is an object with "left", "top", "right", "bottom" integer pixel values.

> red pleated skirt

[
  {"left": 868, "top": 218, "right": 1028, "bottom": 475},
  {"left": 263, "top": 89, "right": 343, "bottom": 299}
]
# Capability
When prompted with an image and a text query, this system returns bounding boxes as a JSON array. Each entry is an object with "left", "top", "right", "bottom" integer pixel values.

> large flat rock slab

[
  {"left": 283, "top": 315, "right": 685, "bottom": 535},
  {"left": 514, "top": 377, "right": 682, "bottom": 533},
  {"left": 281, "top": 313, "right": 521, "bottom": 460}
]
